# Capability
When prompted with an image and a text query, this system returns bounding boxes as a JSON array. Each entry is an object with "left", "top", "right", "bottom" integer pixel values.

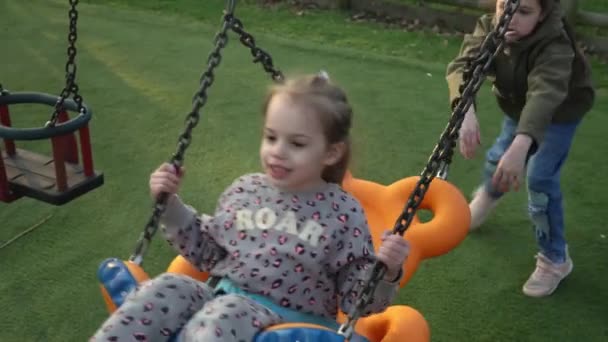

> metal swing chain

[
  {"left": 435, "top": 0, "right": 517, "bottom": 180},
  {"left": 230, "top": 18, "right": 285, "bottom": 82},
  {"left": 129, "top": 11, "right": 235, "bottom": 265},
  {"left": 337, "top": 0, "right": 520, "bottom": 339},
  {"left": 47, "top": 0, "right": 85, "bottom": 128},
  {"left": 127, "top": 0, "right": 285, "bottom": 266}
]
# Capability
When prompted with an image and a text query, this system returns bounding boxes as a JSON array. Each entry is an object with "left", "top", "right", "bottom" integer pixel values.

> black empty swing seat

[{"left": 0, "top": 91, "right": 104, "bottom": 205}]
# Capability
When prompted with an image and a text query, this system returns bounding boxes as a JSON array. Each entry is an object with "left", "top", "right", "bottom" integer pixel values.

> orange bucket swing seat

[{"left": 99, "top": 171, "right": 470, "bottom": 342}]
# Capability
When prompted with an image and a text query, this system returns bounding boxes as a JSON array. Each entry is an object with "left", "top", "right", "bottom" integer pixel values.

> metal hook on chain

[
  {"left": 436, "top": 162, "right": 449, "bottom": 180},
  {"left": 225, "top": 0, "right": 237, "bottom": 15}
]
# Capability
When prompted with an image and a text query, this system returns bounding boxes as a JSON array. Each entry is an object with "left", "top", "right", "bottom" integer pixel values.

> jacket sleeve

[
  {"left": 446, "top": 14, "right": 494, "bottom": 108},
  {"left": 516, "top": 38, "right": 575, "bottom": 145},
  {"left": 334, "top": 214, "right": 402, "bottom": 317}
]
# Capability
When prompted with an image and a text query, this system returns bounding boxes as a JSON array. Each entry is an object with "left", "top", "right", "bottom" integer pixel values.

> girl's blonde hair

[{"left": 262, "top": 73, "right": 353, "bottom": 184}]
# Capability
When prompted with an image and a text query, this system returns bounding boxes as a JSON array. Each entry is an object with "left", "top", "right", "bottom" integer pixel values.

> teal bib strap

[{"left": 214, "top": 277, "right": 339, "bottom": 330}]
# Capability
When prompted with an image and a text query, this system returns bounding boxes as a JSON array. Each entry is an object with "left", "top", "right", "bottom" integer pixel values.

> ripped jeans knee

[{"left": 528, "top": 190, "right": 550, "bottom": 240}]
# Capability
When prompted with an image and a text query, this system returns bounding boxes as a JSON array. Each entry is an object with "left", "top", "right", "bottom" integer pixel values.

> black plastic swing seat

[
  {"left": 0, "top": 91, "right": 103, "bottom": 205},
  {"left": 2, "top": 148, "right": 104, "bottom": 205}
]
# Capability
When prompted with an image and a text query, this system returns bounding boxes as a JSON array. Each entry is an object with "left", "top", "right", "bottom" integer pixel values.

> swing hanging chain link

[
  {"left": 47, "top": 0, "right": 85, "bottom": 128},
  {"left": 128, "top": 5, "right": 286, "bottom": 265},
  {"left": 230, "top": 18, "right": 284, "bottom": 82},
  {"left": 128, "top": 13, "right": 235, "bottom": 265},
  {"left": 337, "top": 0, "right": 520, "bottom": 339}
]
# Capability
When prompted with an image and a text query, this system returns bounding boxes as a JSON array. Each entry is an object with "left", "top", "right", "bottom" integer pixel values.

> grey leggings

[{"left": 91, "top": 273, "right": 282, "bottom": 342}]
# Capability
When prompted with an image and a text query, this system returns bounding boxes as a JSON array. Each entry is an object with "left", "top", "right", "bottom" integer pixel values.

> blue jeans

[{"left": 481, "top": 116, "right": 579, "bottom": 263}]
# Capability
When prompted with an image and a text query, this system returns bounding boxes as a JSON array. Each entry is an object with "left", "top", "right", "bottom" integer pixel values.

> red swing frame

[{"left": 0, "top": 99, "right": 102, "bottom": 205}]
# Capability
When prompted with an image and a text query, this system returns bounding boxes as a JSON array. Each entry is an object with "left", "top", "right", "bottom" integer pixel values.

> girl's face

[
  {"left": 496, "top": 0, "right": 544, "bottom": 43},
  {"left": 260, "top": 93, "right": 343, "bottom": 192}
]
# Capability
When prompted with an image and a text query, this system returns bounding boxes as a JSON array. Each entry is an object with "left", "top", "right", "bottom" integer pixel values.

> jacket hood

[{"left": 493, "top": 0, "right": 564, "bottom": 50}]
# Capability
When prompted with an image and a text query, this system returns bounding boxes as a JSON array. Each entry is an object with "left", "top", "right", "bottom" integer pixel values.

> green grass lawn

[{"left": 1, "top": 0, "right": 607, "bottom": 341}]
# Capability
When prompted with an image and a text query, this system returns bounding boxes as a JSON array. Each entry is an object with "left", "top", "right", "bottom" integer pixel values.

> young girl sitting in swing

[{"left": 91, "top": 72, "right": 410, "bottom": 341}]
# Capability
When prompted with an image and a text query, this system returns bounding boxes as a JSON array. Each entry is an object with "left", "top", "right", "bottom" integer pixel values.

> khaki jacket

[{"left": 446, "top": 2, "right": 595, "bottom": 144}]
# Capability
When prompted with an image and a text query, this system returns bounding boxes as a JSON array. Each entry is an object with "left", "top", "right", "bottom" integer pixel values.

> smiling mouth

[{"left": 269, "top": 164, "right": 290, "bottom": 179}]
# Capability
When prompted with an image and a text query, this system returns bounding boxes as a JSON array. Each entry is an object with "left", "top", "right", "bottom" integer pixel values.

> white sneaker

[
  {"left": 469, "top": 186, "right": 499, "bottom": 231},
  {"left": 522, "top": 252, "right": 573, "bottom": 297}
]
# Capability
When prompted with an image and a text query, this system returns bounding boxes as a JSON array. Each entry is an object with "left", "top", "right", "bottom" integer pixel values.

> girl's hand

[
  {"left": 492, "top": 134, "right": 532, "bottom": 192},
  {"left": 459, "top": 107, "right": 481, "bottom": 159},
  {"left": 149, "top": 163, "right": 185, "bottom": 201},
  {"left": 377, "top": 230, "right": 410, "bottom": 282}
]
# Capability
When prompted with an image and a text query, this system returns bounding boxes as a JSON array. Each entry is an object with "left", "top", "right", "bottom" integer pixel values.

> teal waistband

[{"left": 213, "top": 277, "right": 339, "bottom": 330}]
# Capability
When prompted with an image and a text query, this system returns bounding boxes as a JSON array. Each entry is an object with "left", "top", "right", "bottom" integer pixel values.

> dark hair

[
  {"left": 539, "top": 0, "right": 551, "bottom": 11},
  {"left": 262, "top": 74, "right": 353, "bottom": 185},
  {"left": 500, "top": 0, "right": 554, "bottom": 13}
]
